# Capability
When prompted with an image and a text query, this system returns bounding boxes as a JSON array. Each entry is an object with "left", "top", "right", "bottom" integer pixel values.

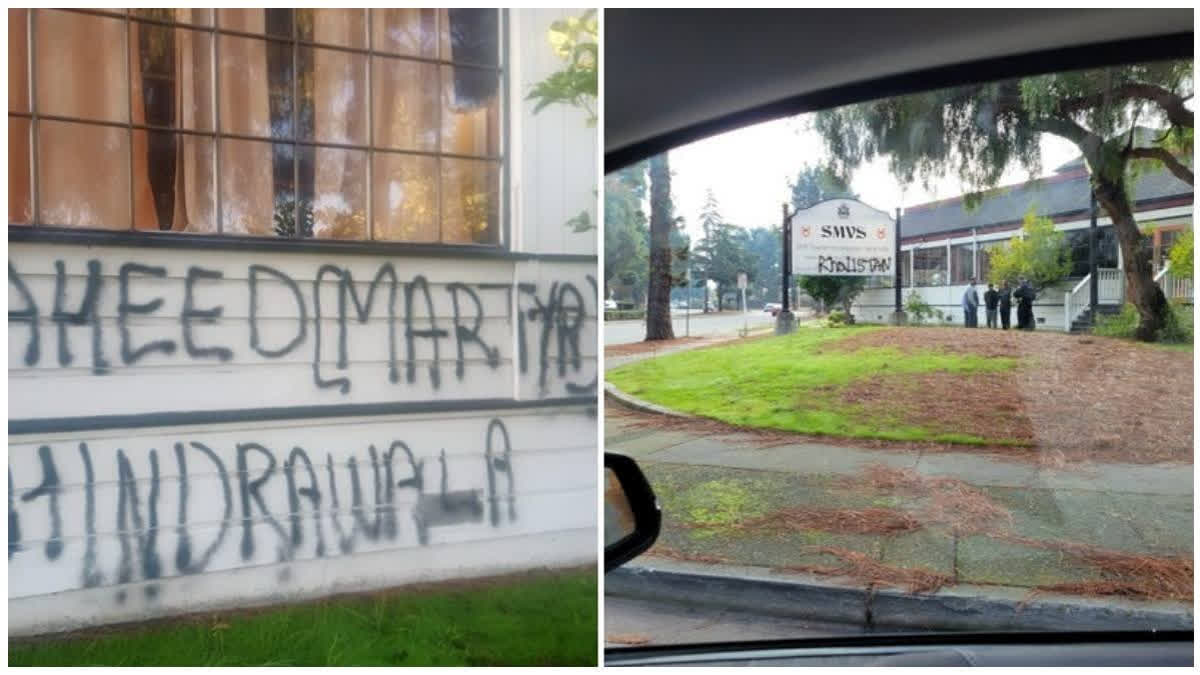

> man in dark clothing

[
  {"left": 1014, "top": 278, "right": 1036, "bottom": 330},
  {"left": 997, "top": 280, "right": 1012, "bottom": 330},
  {"left": 983, "top": 283, "right": 999, "bottom": 328}
]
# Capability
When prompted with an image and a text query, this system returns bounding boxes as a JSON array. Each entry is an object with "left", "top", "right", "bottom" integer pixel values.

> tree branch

[
  {"left": 1129, "top": 146, "right": 1195, "bottom": 185},
  {"left": 1058, "top": 82, "right": 1193, "bottom": 129}
]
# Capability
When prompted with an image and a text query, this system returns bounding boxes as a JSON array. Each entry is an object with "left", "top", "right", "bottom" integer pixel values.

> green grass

[
  {"left": 9, "top": 570, "right": 597, "bottom": 667},
  {"left": 607, "top": 326, "right": 1020, "bottom": 444}
]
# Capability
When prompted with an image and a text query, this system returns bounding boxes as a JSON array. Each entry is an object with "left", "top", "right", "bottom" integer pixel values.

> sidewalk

[{"left": 604, "top": 338, "right": 1193, "bottom": 618}]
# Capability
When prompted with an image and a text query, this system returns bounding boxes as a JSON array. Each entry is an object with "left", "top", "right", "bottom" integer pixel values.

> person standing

[
  {"left": 983, "top": 282, "right": 999, "bottom": 328},
  {"left": 962, "top": 278, "right": 980, "bottom": 328},
  {"left": 1014, "top": 277, "right": 1036, "bottom": 330},
  {"left": 997, "top": 280, "right": 1013, "bottom": 330}
]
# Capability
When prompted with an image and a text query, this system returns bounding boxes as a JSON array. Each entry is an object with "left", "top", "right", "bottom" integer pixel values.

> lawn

[
  {"left": 9, "top": 570, "right": 597, "bottom": 667},
  {"left": 607, "top": 325, "right": 1023, "bottom": 445}
]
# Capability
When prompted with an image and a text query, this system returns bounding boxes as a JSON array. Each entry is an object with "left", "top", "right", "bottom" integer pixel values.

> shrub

[
  {"left": 1091, "top": 303, "right": 1140, "bottom": 339},
  {"left": 904, "top": 292, "right": 944, "bottom": 324},
  {"left": 827, "top": 309, "right": 853, "bottom": 326},
  {"left": 1161, "top": 301, "right": 1193, "bottom": 344},
  {"left": 1094, "top": 302, "right": 1194, "bottom": 344}
]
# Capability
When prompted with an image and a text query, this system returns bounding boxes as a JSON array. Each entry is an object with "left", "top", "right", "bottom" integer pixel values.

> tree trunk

[
  {"left": 645, "top": 154, "right": 675, "bottom": 341},
  {"left": 1094, "top": 173, "right": 1168, "bottom": 341}
]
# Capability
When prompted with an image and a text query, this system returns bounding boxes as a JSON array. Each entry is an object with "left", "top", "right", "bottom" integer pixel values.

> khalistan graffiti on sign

[{"left": 791, "top": 198, "right": 895, "bottom": 276}]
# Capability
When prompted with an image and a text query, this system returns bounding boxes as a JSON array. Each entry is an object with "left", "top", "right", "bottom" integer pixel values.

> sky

[{"left": 668, "top": 113, "right": 1080, "bottom": 242}]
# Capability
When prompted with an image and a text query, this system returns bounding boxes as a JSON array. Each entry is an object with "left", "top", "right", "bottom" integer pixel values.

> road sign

[
  {"left": 737, "top": 272, "right": 747, "bottom": 290},
  {"left": 790, "top": 198, "right": 895, "bottom": 276}
]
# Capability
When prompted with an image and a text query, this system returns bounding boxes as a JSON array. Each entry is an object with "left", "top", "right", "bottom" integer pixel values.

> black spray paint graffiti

[
  {"left": 9, "top": 419, "right": 517, "bottom": 600},
  {"left": 9, "top": 260, "right": 595, "bottom": 396}
]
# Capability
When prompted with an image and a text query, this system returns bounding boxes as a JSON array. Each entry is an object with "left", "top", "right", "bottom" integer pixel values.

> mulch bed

[{"left": 611, "top": 326, "right": 1193, "bottom": 465}]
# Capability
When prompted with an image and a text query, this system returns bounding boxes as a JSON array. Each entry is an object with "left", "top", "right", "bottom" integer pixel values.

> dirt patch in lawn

[{"left": 839, "top": 371, "right": 1034, "bottom": 445}]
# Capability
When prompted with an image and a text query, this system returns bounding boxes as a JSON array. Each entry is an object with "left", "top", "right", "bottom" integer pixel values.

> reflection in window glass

[
  {"left": 373, "top": 57, "right": 439, "bottom": 151},
  {"left": 35, "top": 10, "right": 128, "bottom": 123},
  {"left": 950, "top": 243, "right": 974, "bottom": 283},
  {"left": 130, "top": 8, "right": 213, "bottom": 26},
  {"left": 9, "top": 9, "right": 28, "bottom": 112},
  {"left": 131, "top": 23, "right": 214, "bottom": 130},
  {"left": 442, "top": 65, "right": 500, "bottom": 157},
  {"left": 371, "top": 8, "right": 439, "bottom": 58},
  {"left": 301, "top": 145, "right": 368, "bottom": 241},
  {"left": 132, "top": 131, "right": 215, "bottom": 233},
  {"left": 297, "top": 9, "right": 366, "bottom": 48},
  {"left": 442, "top": 158, "right": 499, "bottom": 244},
  {"left": 913, "top": 246, "right": 947, "bottom": 286},
  {"left": 219, "top": 34, "right": 294, "bottom": 139},
  {"left": 297, "top": 47, "right": 367, "bottom": 145},
  {"left": 218, "top": 8, "right": 291, "bottom": 37},
  {"left": 373, "top": 153, "right": 438, "bottom": 242},
  {"left": 9, "top": 116, "right": 31, "bottom": 224},
  {"left": 38, "top": 120, "right": 130, "bottom": 229},
  {"left": 221, "top": 138, "right": 292, "bottom": 237}
]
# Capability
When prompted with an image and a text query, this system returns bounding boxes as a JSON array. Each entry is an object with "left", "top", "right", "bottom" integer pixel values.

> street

[
  {"left": 605, "top": 594, "right": 866, "bottom": 647},
  {"left": 604, "top": 309, "right": 789, "bottom": 345}
]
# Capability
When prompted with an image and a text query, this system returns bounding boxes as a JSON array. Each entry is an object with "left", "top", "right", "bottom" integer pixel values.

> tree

[
  {"left": 527, "top": 10, "right": 598, "bottom": 234},
  {"left": 789, "top": 164, "right": 856, "bottom": 211},
  {"left": 790, "top": 165, "right": 868, "bottom": 315},
  {"left": 815, "top": 61, "right": 1193, "bottom": 341},
  {"left": 525, "top": 9, "right": 597, "bottom": 126},
  {"left": 692, "top": 190, "right": 755, "bottom": 311},
  {"left": 1168, "top": 230, "right": 1193, "bottom": 280},
  {"left": 603, "top": 163, "right": 649, "bottom": 305},
  {"left": 646, "top": 154, "right": 676, "bottom": 340},
  {"left": 746, "top": 226, "right": 781, "bottom": 304},
  {"left": 985, "top": 209, "right": 1072, "bottom": 292},
  {"left": 799, "top": 276, "right": 867, "bottom": 317}
]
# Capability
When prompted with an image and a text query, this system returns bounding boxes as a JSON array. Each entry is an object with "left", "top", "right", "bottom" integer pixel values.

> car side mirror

[{"left": 604, "top": 453, "right": 661, "bottom": 572}]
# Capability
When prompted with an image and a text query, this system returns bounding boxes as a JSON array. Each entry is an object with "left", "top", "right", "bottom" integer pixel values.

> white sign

[
  {"left": 737, "top": 272, "right": 748, "bottom": 290},
  {"left": 791, "top": 198, "right": 894, "bottom": 276}
]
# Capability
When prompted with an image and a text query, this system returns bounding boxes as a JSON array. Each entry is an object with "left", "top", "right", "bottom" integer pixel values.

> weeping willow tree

[{"left": 816, "top": 61, "right": 1193, "bottom": 341}]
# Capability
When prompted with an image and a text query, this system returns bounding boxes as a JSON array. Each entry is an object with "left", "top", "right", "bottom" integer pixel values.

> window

[
  {"left": 976, "top": 239, "right": 1006, "bottom": 284},
  {"left": 1065, "top": 226, "right": 1120, "bottom": 277},
  {"left": 950, "top": 242, "right": 974, "bottom": 284},
  {"left": 8, "top": 8, "right": 502, "bottom": 244},
  {"left": 912, "top": 245, "right": 947, "bottom": 286}
]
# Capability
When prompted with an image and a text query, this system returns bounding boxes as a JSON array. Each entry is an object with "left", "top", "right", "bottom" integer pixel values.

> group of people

[{"left": 961, "top": 278, "right": 1037, "bottom": 330}]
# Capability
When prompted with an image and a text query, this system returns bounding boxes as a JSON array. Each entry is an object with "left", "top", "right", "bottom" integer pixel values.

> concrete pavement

[{"left": 605, "top": 309, "right": 787, "bottom": 345}]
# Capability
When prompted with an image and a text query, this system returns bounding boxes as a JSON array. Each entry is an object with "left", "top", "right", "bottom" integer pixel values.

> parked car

[{"left": 764, "top": 302, "right": 782, "bottom": 316}]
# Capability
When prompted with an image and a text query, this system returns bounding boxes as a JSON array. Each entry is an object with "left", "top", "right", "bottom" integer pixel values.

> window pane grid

[{"left": 11, "top": 7, "right": 503, "bottom": 246}]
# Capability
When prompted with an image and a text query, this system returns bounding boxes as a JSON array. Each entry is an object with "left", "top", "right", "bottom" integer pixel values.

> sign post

[
  {"left": 686, "top": 266, "right": 692, "bottom": 337},
  {"left": 776, "top": 203, "right": 796, "bottom": 335},
  {"left": 738, "top": 271, "right": 749, "bottom": 336},
  {"left": 893, "top": 207, "right": 905, "bottom": 324}
]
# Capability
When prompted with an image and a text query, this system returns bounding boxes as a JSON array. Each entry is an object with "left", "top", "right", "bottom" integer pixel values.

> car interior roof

[{"left": 604, "top": 9, "right": 1193, "bottom": 172}]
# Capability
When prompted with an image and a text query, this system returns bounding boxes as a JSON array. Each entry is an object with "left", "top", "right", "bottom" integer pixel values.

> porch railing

[
  {"left": 1155, "top": 261, "right": 1193, "bottom": 303},
  {"left": 1063, "top": 268, "right": 1124, "bottom": 332}
]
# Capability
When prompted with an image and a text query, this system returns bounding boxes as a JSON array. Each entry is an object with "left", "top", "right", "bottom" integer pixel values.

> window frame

[{"left": 8, "top": 7, "right": 513, "bottom": 254}]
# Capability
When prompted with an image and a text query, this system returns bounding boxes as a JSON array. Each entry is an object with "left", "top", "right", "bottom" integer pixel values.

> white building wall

[{"left": 8, "top": 9, "right": 598, "bottom": 637}]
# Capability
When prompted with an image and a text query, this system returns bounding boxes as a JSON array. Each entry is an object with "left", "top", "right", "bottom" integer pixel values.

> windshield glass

[{"left": 603, "top": 57, "right": 1193, "bottom": 646}]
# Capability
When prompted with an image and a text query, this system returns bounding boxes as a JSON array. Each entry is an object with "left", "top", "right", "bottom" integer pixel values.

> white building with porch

[{"left": 853, "top": 157, "right": 1193, "bottom": 331}]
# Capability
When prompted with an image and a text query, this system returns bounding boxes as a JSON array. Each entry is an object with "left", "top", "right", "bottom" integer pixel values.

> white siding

[{"left": 8, "top": 9, "right": 598, "bottom": 636}]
